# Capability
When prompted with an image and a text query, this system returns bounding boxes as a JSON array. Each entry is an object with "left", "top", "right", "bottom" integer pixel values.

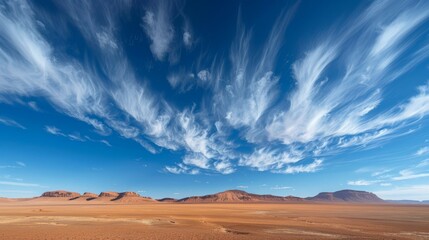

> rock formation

[
  {"left": 98, "top": 192, "right": 120, "bottom": 198},
  {"left": 41, "top": 190, "right": 80, "bottom": 198},
  {"left": 307, "top": 190, "right": 384, "bottom": 202}
]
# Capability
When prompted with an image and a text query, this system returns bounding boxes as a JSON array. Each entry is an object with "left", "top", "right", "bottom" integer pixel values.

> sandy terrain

[{"left": 0, "top": 201, "right": 428, "bottom": 239}]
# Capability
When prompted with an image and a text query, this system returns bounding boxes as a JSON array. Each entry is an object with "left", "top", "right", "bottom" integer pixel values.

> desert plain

[{"left": 0, "top": 201, "right": 429, "bottom": 240}]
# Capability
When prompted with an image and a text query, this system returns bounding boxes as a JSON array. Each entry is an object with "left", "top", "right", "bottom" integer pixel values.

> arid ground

[{"left": 0, "top": 202, "right": 428, "bottom": 239}]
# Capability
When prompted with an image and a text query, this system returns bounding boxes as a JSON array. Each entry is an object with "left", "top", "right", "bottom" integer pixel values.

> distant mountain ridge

[{"left": 0, "top": 189, "right": 392, "bottom": 204}]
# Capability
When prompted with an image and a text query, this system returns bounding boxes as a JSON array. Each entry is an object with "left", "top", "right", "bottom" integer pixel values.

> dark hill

[{"left": 307, "top": 190, "right": 383, "bottom": 202}]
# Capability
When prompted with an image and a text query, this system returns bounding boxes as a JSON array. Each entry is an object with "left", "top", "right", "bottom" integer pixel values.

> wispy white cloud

[
  {"left": 27, "top": 101, "right": 39, "bottom": 111},
  {"left": 56, "top": 0, "right": 184, "bottom": 153},
  {"left": 211, "top": 6, "right": 297, "bottom": 131},
  {"left": 237, "top": 185, "right": 248, "bottom": 189},
  {"left": 110, "top": 79, "right": 176, "bottom": 150},
  {"left": 182, "top": 18, "right": 193, "bottom": 48},
  {"left": 45, "top": 126, "right": 84, "bottom": 141},
  {"left": 142, "top": 0, "right": 174, "bottom": 60},
  {"left": 0, "top": 162, "right": 26, "bottom": 169},
  {"left": 239, "top": 147, "right": 302, "bottom": 171},
  {"left": 183, "top": 31, "right": 192, "bottom": 48},
  {"left": 183, "top": 153, "right": 210, "bottom": 169},
  {"left": 337, "top": 129, "right": 393, "bottom": 148},
  {"left": 374, "top": 83, "right": 429, "bottom": 127},
  {"left": 178, "top": 111, "right": 214, "bottom": 159},
  {"left": 348, "top": 180, "right": 381, "bottom": 186},
  {"left": 262, "top": 0, "right": 429, "bottom": 159},
  {"left": 0, "top": 117, "right": 25, "bottom": 129},
  {"left": 356, "top": 158, "right": 429, "bottom": 184},
  {"left": 417, "top": 159, "right": 429, "bottom": 168},
  {"left": 270, "top": 186, "right": 292, "bottom": 190},
  {"left": 392, "top": 169, "right": 429, "bottom": 181},
  {"left": 45, "top": 126, "right": 62, "bottom": 136},
  {"left": 0, "top": 0, "right": 110, "bottom": 134},
  {"left": 416, "top": 146, "right": 429, "bottom": 156},
  {"left": 165, "top": 164, "right": 199, "bottom": 175},
  {"left": 15, "top": 162, "right": 26, "bottom": 167},
  {"left": 67, "top": 133, "right": 85, "bottom": 142},
  {"left": 197, "top": 70, "right": 210, "bottom": 81},
  {"left": 214, "top": 161, "right": 235, "bottom": 174},
  {"left": 133, "top": 138, "right": 156, "bottom": 154},
  {"left": 372, "top": 169, "right": 393, "bottom": 177},
  {"left": 389, "top": 156, "right": 429, "bottom": 181},
  {"left": 106, "top": 120, "right": 140, "bottom": 139},
  {"left": 0, "top": 181, "right": 46, "bottom": 188},
  {"left": 98, "top": 140, "right": 110, "bottom": 147},
  {"left": 45, "top": 125, "right": 110, "bottom": 146},
  {"left": 166, "top": 71, "right": 197, "bottom": 92},
  {"left": 0, "top": 190, "right": 34, "bottom": 194},
  {"left": 2, "top": 175, "right": 23, "bottom": 182},
  {"left": 352, "top": 157, "right": 429, "bottom": 184},
  {"left": 96, "top": 31, "right": 118, "bottom": 50},
  {"left": 354, "top": 167, "right": 393, "bottom": 179},
  {"left": 369, "top": 4, "right": 429, "bottom": 57},
  {"left": 275, "top": 159, "right": 323, "bottom": 174}
]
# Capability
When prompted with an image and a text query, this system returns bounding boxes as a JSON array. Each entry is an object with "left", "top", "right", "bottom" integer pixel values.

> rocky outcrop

[
  {"left": 112, "top": 192, "right": 156, "bottom": 203},
  {"left": 82, "top": 192, "right": 98, "bottom": 198},
  {"left": 112, "top": 192, "right": 140, "bottom": 201},
  {"left": 41, "top": 190, "right": 80, "bottom": 198},
  {"left": 98, "top": 192, "right": 119, "bottom": 198},
  {"left": 118, "top": 192, "right": 140, "bottom": 197}
]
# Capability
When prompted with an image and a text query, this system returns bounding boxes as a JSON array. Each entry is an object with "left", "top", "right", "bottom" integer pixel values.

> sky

[{"left": 1, "top": 0, "right": 429, "bottom": 200}]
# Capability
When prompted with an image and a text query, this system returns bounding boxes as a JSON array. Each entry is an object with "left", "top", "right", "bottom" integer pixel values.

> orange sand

[{"left": 0, "top": 201, "right": 428, "bottom": 239}]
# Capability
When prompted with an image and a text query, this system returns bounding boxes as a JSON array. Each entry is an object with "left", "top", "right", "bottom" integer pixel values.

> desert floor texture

[{"left": 0, "top": 202, "right": 428, "bottom": 240}]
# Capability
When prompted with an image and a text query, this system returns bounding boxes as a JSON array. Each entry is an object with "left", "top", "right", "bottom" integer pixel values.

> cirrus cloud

[{"left": 1, "top": 0, "right": 429, "bottom": 177}]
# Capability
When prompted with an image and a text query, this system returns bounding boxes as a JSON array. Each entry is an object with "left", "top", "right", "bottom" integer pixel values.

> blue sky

[{"left": 1, "top": 0, "right": 429, "bottom": 200}]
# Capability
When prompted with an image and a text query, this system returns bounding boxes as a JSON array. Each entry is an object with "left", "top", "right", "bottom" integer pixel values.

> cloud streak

[
  {"left": 0, "top": 162, "right": 26, "bottom": 169},
  {"left": 270, "top": 186, "right": 292, "bottom": 190},
  {"left": 416, "top": 147, "right": 429, "bottom": 156},
  {"left": 0, "top": 181, "right": 46, "bottom": 188},
  {"left": 392, "top": 170, "right": 429, "bottom": 181},
  {"left": 0, "top": 117, "right": 25, "bottom": 129},
  {"left": 348, "top": 180, "right": 381, "bottom": 186},
  {"left": 45, "top": 126, "right": 110, "bottom": 146}
]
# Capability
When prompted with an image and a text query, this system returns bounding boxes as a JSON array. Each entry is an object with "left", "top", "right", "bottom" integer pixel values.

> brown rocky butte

[
  {"left": 82, "top": 192, "right": 98, "bottom": 198},
  {"left": 99, "top": 192, "right": 120, "bottom": 198},
  {"left": 41, "top": 190, "right": 80, "bottom": 198}
]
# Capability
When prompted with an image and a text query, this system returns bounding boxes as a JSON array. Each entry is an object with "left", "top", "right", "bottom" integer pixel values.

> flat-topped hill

[{"left": 307, "top": 190, "right": 384, "bottom": 202}]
